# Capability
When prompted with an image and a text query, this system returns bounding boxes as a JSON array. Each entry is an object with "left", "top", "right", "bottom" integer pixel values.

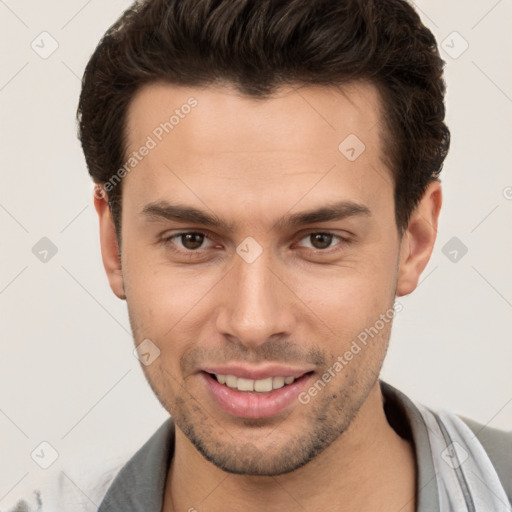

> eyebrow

[{"left": 141, "top": 200, "right": 371, "bottom": 231}]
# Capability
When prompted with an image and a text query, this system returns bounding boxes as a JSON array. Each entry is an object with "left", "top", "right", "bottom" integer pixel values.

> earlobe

[
  {"left": 93, "top": 187, "right": 126, "bottom": 300},
  {"left": 396, "top": 181, "right": 442, "bottom": 297}
]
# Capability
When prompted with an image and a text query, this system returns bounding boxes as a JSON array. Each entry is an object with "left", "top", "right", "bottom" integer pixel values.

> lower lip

[{"left": 202, "top": 372, "right": 312, "bottom": 419}]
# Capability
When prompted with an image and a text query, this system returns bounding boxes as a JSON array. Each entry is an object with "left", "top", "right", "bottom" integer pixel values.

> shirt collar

[{"left": 98, "top": 417, "right": 174, "bottom": 511}]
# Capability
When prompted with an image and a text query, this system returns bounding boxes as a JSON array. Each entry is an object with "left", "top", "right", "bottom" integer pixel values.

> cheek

[
  {"left": 294, "top": 260, "right": 396, "bottom": 318},
  {"left": 287, "top": 249, "right": 398, "bottom": 349},
  {"left": 123, "top": 253, "right": 223, "bottom": 340}
]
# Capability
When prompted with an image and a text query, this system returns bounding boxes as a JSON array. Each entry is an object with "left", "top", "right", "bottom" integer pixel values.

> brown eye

[
  {"left": 295, "top": 231, "right": 350, "bottom": 254},
  {"left": 162, "top": 231, "right": 213, "bottom": 252},
  {"left": 179, "top": 233, "right": 205, "bottom": 250},
  {"left": 309, "top": 233, "right": 333, "bottom": 250}
]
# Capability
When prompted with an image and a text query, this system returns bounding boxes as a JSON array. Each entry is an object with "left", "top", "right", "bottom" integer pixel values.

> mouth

[{"left": 201, "top": 369, "right": 314, "bottom": 419}]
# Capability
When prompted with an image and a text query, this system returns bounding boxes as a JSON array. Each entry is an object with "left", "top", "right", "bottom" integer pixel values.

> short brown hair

[{"left": 77, "top": 0, "right": 450, "bottom": 237}]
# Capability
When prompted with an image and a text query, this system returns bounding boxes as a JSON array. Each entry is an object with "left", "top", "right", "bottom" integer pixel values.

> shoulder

[
  {"left": 1, "top": 455, "right": 127, "bottom": 512},
  {"left": 458, "top": 415, "right": 512, "bottom": 503}
]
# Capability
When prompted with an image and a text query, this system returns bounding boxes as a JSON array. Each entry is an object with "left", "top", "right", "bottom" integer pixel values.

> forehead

[
  {"left": 125, "top": 80, "right": 384, "bottom": 153},
  {"left": 122, "top": 81, "right": 392, "bottom": 229}
]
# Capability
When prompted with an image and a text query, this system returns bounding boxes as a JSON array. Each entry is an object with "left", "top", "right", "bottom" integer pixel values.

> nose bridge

[{"left": 216, "top": 247, "right": 294, "bottom": 345}]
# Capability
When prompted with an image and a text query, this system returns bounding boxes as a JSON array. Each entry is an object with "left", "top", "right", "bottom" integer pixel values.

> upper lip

[{"left": 202, "top": 364, "right": 315, "bottom": 380}]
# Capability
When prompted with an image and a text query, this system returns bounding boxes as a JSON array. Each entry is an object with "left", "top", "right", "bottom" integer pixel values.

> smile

[{"left": 201, "top": 370, "right": 314, "bottom": 419}]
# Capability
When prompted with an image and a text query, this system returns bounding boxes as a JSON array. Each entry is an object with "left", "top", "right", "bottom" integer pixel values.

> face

[{"left": 96, "top": 81, "right": 438, "bottom": 476}]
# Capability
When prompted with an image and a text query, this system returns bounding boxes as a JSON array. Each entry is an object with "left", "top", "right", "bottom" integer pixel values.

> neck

[{"left": 164, "top": 381, "right": 416, "bottom": 512}]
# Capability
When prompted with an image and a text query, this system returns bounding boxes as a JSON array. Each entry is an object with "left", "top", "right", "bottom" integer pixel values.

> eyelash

[{"left": 160, "top": 230, "right": 351, "bottom": 255}]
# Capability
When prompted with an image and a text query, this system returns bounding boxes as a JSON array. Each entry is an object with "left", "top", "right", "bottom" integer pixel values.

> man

[{"left": 7, "top": 0, "right": 511, "bottom": 511}]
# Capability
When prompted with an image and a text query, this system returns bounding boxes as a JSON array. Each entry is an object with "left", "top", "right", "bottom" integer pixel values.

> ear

[
  {"left": 396, "top": 181, "right": 442, "bottom": 297},
  {"left": 93, "top": 187, "right": 126, "bottom": 300}
]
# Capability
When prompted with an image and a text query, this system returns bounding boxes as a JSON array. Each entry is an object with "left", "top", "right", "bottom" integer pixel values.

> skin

[{"left": 95, "top": 81, "right": 442, "bottom": 511}]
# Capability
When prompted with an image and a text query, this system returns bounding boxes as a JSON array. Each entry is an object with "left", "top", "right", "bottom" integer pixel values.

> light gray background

[{"left": 1, "top": 0, "right": 511, "bottom": 505}]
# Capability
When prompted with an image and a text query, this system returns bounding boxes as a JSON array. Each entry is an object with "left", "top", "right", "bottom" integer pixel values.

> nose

[{"left": 215, "top": 248, "right": 296, "bottom": 348}]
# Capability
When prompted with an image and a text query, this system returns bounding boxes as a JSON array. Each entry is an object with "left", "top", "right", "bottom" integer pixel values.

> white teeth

[
  {"left": 254, "top": 377, "right": 273, "bottom": 392},
  {"left": 225, "top": 375, "right": 237, "bottom": 388},
  {"left": 214, "top": 374, "right": 296, "bottom": 392},
  {"left": 237, "top": 378, "right": 254, "bottom": 392},
  {"left": 272, "top": 376, "right": 285, "bottom": 389}
]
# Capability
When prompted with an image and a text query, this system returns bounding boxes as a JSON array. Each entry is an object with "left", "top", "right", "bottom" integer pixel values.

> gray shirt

[{"left": 96, "top": 380, "right": 512, "bottom": 511}]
